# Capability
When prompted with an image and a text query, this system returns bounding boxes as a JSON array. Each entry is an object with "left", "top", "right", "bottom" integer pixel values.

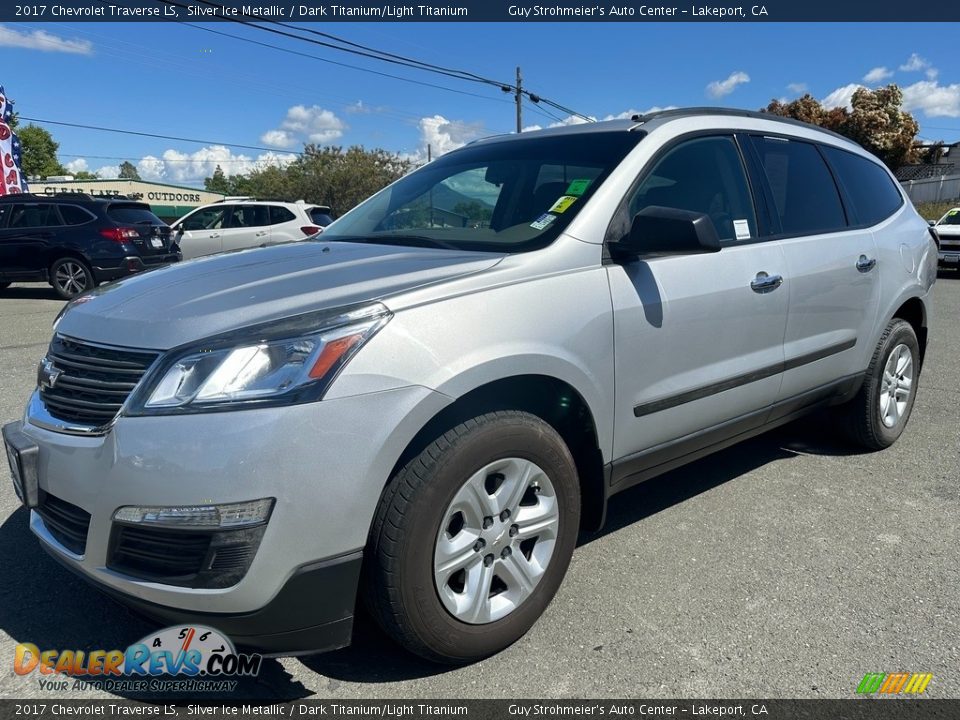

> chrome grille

[{"left": 39, "top": 335, "right": 158, "bottom": 428}]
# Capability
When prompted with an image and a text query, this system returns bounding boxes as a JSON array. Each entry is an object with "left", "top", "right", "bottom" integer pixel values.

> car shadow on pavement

[
  {"left": 581, "top": 415, "right": 862, "bottom": 544},
  {"left": 0, "top": 286, "right": 64, "bottom": 302},
  {"left": 0, "top": 507, "right": 313, "bottom": 701}
]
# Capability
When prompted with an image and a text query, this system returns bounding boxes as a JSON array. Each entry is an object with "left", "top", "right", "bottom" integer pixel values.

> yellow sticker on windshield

[{"left": 549, "top": 196, "right": 578, "bottom": 214}]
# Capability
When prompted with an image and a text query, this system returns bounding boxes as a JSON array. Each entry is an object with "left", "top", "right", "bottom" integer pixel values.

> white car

[
  {"left": 933, "top": 207, "right": 960, "bottom": 267},
  {"left": 171, "top": 199, "right": 333, "bottom": 260}
]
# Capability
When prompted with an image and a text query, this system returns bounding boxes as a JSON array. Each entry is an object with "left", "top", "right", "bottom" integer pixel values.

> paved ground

[{"left": 0, "top": 274, "right": 957, "bottom": 701}]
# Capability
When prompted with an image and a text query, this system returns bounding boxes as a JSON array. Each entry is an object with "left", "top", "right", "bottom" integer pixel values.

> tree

[
  {"left": 72, "top": 171, "right": 99, "bottom": 180},
  {"left": 204, "top": 164, "right": 233, "bottom": 194},
  {"left": 16, "top": 124, "right": 67, "bottom": 178},
  {"left": 118, "top": 161, "right": 140, "bottom": 180},
  {"left": 763, "top": 84, "right": 920, "bottom": 169},
  {"left": 202, "top": 146, "right": 414, "bottom": 213}
]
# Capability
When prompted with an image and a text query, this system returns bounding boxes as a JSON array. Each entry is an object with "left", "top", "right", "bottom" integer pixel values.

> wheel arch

[
  {"left": 387, "top": 374, "right": 608, "bottom": 532},
  {"left": 889, "top": 295, "right": 928, "bottom": 369}
]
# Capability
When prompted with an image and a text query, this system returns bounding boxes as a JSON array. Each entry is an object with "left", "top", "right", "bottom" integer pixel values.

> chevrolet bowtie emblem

[{"left": 38, "top": 358, "right": 62, "bottom": 390}]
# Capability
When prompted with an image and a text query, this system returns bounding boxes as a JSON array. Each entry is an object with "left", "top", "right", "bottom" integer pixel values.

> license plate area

[{"left": 2, "top": 423, "right": 39, "bottom": 508}]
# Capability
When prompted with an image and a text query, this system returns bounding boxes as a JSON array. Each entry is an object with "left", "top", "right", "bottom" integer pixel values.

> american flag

[{"left": 0, "top": 84, "right": 28, "bottom": 193}]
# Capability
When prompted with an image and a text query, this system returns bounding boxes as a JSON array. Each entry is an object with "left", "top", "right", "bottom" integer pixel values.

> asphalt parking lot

[{"left": 0, "top": 274, "right": 957, "bottom": 701}]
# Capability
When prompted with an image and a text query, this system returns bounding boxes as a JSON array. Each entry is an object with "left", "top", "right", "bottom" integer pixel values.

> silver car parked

[{"left": 3, "top": 109, "right": 937, "bottom": 664}]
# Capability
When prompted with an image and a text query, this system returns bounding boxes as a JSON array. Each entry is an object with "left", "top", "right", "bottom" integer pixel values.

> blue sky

[{"left": 2, "top": 21, "right": 959, "bottom": 187}]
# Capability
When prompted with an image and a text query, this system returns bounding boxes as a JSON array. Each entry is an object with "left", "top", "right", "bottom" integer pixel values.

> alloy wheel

[{"left": 879, "top": 343, "right": 913, "bottom": 428}]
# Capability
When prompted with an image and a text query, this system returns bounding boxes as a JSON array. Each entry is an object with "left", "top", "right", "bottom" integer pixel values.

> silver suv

[{"left": 3, "top": 109, "right": 937, "bottom": 664}]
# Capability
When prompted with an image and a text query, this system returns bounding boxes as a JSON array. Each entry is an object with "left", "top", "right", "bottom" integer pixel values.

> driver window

[{"left": 626, "top": 136, "right": 757, "bottom": 243}]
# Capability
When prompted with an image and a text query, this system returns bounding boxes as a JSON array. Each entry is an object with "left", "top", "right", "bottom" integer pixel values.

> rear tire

[
  {"left": 842, "top": 318, "right": 920, "bottom": 450},
  {"left": 363, "top": 411, "right": 580, "bottom": 664},
  {"left": 50, "top": 257, "right": 94, "bottom": 300}
]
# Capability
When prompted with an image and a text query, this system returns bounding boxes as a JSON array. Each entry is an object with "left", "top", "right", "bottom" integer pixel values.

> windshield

[
  {"left": 322, "top": 131, "right": 644, "bottom": 252},
  {"left": 938, "top": 209, "right": 960, "bottom": 226}
]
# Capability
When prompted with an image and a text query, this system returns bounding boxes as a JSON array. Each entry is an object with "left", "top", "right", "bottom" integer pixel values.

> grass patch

[{"left": 913, "top": 201, "right": 958, "bottom": 222}]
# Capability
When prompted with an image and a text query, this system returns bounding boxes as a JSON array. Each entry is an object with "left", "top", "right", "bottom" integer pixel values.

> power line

[
  {"left": 153, "top": 0, "right": 594, "bottom": 123},
  {"left": 180, "top": 22, "right": 514, "bottom": 106},
  {"left": 19, "top": 116, "right": 296, "bottom": 155}
]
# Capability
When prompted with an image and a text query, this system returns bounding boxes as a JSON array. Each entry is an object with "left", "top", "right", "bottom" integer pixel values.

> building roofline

[{"left": 30, "top": 178, "right": 222, "bottom": 194}]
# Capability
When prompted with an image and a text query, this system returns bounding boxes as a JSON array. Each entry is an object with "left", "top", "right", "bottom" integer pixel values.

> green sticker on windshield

[
  {"left": 566, "top": 179, "right": 592, "bottom": 196},
  {"left": 949, "top": 209, "right": 959, "bottom": 216}
]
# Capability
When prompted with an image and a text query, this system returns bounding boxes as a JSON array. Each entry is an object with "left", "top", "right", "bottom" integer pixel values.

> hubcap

[
  {"left": 55, "top": 262, "right": 87, "bottom": 297},
  {"left": 433, "top": 457, "right": 559, "bottom": 624},
  {"left": 879, "top": 343, "right": 913, "bottom": 429}
]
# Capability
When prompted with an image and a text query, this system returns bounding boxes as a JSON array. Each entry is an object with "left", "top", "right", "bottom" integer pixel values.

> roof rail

[{"left": 632, "top": 107, "right": 853, "bottom": 143}]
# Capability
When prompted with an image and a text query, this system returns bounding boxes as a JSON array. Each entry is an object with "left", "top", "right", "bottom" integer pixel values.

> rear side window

[
  {"left": 107, "top": 204, "right": 164, "bottom": 225},
  {"left": 624, "top": 135, "right": 757, "bottom": 243},
  {"left": 269, "top": 206, "right": 296, "bottom": 225},
  {"left": 821, "top": 146, "right": 903, "bottom": 226},
  {"left": 750, "top": 137, "right": 846, "bottom": 236},
  {"left": 226, "top": 205, "right": 270, "bottom": 228},
  {"left": 8, "top": 204, "right": 62, "bottom": 228},
  {"left": 58, "top": 205, "right": 96, "bottom": 225}
]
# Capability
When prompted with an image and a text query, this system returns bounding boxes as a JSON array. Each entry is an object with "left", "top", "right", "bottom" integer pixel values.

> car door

[
  {"left": 607, "top": 135, "right": 789, "bottom": 487},
  {"left": 221, "top": 204, "right": 270, "bottom": 252},
  {"left": 0, "top": 202, "right": 60, "bottom": 278},
  {"left": 267, "top": 205, "right": 299, "bottom": 243},
  {"left": 745, "top": 136, "right": 880, "bottom": 412},
  {"left": 174, "top": 205, "right": 228, "bottom": 260}
]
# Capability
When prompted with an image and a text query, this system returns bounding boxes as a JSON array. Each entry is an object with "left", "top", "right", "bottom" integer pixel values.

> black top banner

[{"left": 6, "top": 0, "right": 960, "bottom": 22}]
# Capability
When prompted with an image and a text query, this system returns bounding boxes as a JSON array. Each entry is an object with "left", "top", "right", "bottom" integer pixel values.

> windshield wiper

[{"left": 326, "top": 235, "right": 462, "bottom": 251}]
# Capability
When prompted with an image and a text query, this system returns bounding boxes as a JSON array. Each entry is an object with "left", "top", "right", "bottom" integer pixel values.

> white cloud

[
  {"left": 822, "top": 83, "right": 864, "bottom": 110},
  {"left": 96, "top": 165, "right": 121, "bottom": 179},
  {"left": 863, "top": 67, "right": 893, "bottom": 84},
  {"left": 64, "top": 158, "right": 88, "bottom": 174},
  {"left": 787, "top": 82, "right": 808, "bottom": 94},
  {"left": 706, "top": 71, "right": 750, "bottom": 99},
  {"left": 414, "top": 115, "right": 485, "bottom": 161},
  {"left": 902, "top": 80, "right": 960, "bottom": 118},
  {"left": 260, "top": 105, "right": 345, "bottom": 148},
  {"left": 900, "top": 53, "right": 929, "bottom": 72},
  {"left": 926, "top": 67, "right": 939, "bottom": 80},
  {"left": 136, "top": 146, "right": 297, "bottom": 185},
  {"left": 0, "top": 24, "right": 92, "bottom": 54}
]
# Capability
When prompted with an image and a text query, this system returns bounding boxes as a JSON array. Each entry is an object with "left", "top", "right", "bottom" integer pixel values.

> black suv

[{"left": 0, "top": 194, "right": 181, "bottom": 299}]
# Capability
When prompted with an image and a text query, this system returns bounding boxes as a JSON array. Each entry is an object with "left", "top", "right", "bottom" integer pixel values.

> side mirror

[
  {"left": 927, "top": 219, "right": 937, "bottom": 227},
  {"left": 611, "top": 206, "right": 722, "bottom": 259}
]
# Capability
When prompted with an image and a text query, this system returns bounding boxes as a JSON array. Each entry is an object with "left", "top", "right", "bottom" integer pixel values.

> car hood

[
  {"left": 935, "top": 224, "right": 960, "bottom": 237},
  {"left": 56, "top": 241, "right": 503, "bottom": 349}
]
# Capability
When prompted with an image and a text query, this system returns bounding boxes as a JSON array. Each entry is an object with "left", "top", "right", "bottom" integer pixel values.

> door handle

[
  {"left": 209, "top": 233, "right": 220, "bottom": 239},
  {"left": 750, "top": 271, "right": 783, "bottom": 293},
  {"left": 255, "top": 231, "right": 268, "bottom": 237},
  {"left": 856, "top": 255, "right": 877, "bottom": 273}
]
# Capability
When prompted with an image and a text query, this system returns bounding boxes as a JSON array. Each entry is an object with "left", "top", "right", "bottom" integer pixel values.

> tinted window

[
  {"left": 58, "top": 204, "right": 95, "bottom": 225},
  {"left": 309, "top": 208, "right": 334, "bottom": 226},
  {"left": 623, "top": 136, "right": 757, "bottom": 243},
  {"left": 181, "top": 206, "right": 227, "bottom": 231},
  {"left": 751, "top": 137, "right": 846, "bottom": 235},
  {"left": 8, "top": 204, "right": 62, "bottom": 228},
  {"left": 226, "top": 205, "right": 270, "bottom": 228},
  {"left": 269, "top": 206, "right": 296, "bottom": 225},
  {"left": 107, "top": 204, "right": 164, "bottom": 225},
  {"left": 821, "top": 146, "right": 902, "bottom": 226}
]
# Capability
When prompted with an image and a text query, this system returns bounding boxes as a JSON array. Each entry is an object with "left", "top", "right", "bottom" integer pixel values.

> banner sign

[
  {"left": 6, "top": 0, "right": 960, "bottom": 22},
  {"left": 0, "top": 87, "right": 28, "bottom": 195}
]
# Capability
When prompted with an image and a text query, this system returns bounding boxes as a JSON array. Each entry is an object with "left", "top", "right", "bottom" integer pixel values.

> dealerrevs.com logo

[{"left": 14, "top": 625, "right": 261, "bottom": 693}]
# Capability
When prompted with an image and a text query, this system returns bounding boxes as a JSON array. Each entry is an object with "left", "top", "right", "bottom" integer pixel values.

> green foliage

[
  {"left": 202, "top": 145, "right": 414, "bottom": 214},
  {"left": 763, "top": 85, "right": 920, "bottom": 169},
  {"left": 72, "top": 171, "right": 99, "bottom": 180},
  {"left": 17, "top": 124, "right": 67, "bottom": 178},
  {"left": 118, "top": 161, "right": 140, "bottom": 180},
  {"left": 914, "top": 201, "right": 957, "bottom": 222}
]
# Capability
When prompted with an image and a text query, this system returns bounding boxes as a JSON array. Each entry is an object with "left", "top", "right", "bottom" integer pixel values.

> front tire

[
  {"left": 363, "top": 411, "right": 580, "bottom": 664},
  {"left": 50, "top": 257, "right": 94, "bottom": 300},
  {"left": 843, "top": 318, "right": 921, "bottom": 450}
]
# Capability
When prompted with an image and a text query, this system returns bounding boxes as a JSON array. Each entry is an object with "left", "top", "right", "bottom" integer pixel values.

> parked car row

[{"left": 0, "top": 195, "right": 335, "bottom": 299}]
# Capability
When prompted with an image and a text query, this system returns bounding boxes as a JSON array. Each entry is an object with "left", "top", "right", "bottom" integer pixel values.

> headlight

[{"left": 126, "top": 303, "right": 390, "bottom": 415}]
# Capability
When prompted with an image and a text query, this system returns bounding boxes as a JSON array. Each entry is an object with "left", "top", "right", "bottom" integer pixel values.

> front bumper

[
  {"left": 938, "top": 249, "right": 960, "bottom": 264},
  {"left": 8, "top": 384, "right": 447, "bottom": 653}
]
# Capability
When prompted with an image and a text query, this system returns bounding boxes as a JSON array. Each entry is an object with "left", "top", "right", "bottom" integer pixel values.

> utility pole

[{"left": 515, "top": 66, "right": 522, "bottom": 133}]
